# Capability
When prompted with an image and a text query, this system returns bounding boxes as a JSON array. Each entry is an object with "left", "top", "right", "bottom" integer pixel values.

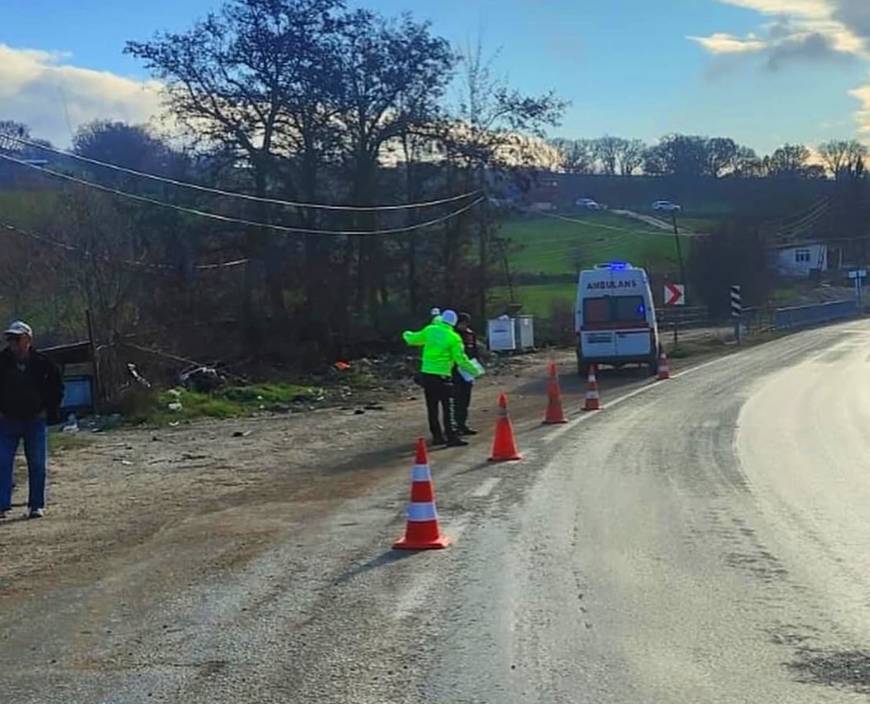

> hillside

[{"left": 490, "top": 211, "right": 691, "bottom": 317}]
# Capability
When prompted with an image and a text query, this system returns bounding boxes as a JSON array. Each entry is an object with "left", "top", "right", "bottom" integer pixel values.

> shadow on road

[
  {"left": 787, "top": 647, "right": 870, "bottom": 695},
  {"left": 333, "top": 548, "right": 418, "bottom": 585}
]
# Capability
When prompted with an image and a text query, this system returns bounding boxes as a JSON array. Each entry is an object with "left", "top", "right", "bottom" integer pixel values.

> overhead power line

[
  {"left": 0, "top": 154, "right": 486, "bottom": 237},
  {"left": 0, "top": 221, "right": 249, "bottom": 272},
  {"left": 4, "top": 134, "right": 481, "bottom": 212},
  {"left": 527, "top": 209, "right": 694, "bottom": 238},
  {"left": 780, "top": 198, "right": 829, "bottom": 228}
]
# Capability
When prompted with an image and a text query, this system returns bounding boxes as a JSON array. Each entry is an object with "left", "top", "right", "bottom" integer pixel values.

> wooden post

[{"left": 85, "top": 310, "right": 102, "bottom": 414}]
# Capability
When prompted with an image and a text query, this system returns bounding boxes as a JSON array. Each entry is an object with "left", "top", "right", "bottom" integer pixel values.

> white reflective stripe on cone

[
  {"left": 407, "top": 502, "right": 438, "bottom": 522},
  {"left": 411, "top": 464, "right": 432, "bottom": 482}
]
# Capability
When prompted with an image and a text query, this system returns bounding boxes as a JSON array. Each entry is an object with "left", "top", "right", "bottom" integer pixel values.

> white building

[{"left": 768, "top": 241, "right": 837, "bottom": 277}]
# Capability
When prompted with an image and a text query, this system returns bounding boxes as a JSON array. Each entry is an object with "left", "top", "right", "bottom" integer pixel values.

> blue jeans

[{"left": 0, "top": 418, "right": 47, "bottom": 511}]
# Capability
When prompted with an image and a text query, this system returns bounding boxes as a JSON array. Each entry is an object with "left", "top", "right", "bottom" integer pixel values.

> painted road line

[
  {"left": 542, "top": 355, "right": 734, "bottom": 445},
  {"left": 448, "top": 513, "right": 472, "bottom": 542},
  {"left": 471, "top": 477, "right": 502, "bottom": 498},
  {"left": 390, "top": 513, "right": 470, "bottom": 621}
]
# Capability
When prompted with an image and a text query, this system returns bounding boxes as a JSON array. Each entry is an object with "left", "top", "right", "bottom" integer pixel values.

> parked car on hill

[{"left": 652, "top": 200, "right": 682, "bottom": 213}]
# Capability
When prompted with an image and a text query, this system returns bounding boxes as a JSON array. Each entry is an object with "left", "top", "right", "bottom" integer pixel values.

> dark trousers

[
  {"left": 454, "top": 377, "right": 473, "bottom": 430},
  {"left": 0, "top": 417, "right": 47, "bottom": 511},
  {"left": 421, "top": 373, "right": 457, "bottom": 440}
]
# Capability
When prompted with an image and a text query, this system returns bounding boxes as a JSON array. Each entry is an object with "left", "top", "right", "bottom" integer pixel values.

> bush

[{"left": 688, "top": 221, "right": 771, "bottom": 317}]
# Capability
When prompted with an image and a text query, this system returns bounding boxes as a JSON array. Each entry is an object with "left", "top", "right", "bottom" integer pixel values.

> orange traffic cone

[
  {"left": 544, "top": 361, "right": 568, "bottom": 424},
  {"left": 657, "top": 351, "right": 671, "bottom": 381},
  {"left": 583, "top": 364, "right": 602, "bottom": 411},
  {"left": 489, "top": 393, "right": 523, "bottom": 462},
  {"left": 394, "top": 438, "right": 449, "bottom": 550}
]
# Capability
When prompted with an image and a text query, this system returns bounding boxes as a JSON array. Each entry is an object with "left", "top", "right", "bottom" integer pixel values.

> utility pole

[{"left": 672, "top": 211, "right": 686, "bottom": 287}]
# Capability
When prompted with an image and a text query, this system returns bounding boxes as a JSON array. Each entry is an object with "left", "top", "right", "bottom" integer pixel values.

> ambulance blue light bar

[{"left": 608, "top": 261, "right": 630, "bottom": 271}]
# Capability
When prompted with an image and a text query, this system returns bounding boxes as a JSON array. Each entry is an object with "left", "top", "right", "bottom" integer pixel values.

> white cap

[
  {"left": 429, "top": 307, "right": 441, "bottom": 316},
  {"left": 4, "top": 320, "right": 32, "bottom": 338},
  {"left": 441, "top": 309, "right": 458, "bottom": 327}
]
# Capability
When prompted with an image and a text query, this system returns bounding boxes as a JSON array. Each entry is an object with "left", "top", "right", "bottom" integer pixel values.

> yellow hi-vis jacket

[{"left": 403, "top": 321, "right": 481, "bottom": 378}]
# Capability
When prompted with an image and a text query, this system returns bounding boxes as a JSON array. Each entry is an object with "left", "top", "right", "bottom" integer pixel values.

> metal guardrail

[
  {"left": 656, "top": 306, "right": 710, "bottom": 329},
  {"left": 773, "top": 300, "right": 858, "bottom": 330}
]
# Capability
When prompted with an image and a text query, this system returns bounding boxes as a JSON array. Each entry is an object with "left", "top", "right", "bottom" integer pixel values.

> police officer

[
  {"left": 403, "top": 309, "right": 482, "bottom": 447},
  {"left": 452, "top": 312, "right": 480, "bottom": 436}
]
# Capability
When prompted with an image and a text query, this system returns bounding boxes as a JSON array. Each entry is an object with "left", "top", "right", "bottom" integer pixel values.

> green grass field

[
  {"left": 491, "top": 282, "right": 576, "bottom": 318},
  {"left": 677, "top": 217, "right": 719, "bottom": 234},
  {"left": 501, "top": 212, "right": 684, "bottom": 277},
  {"left": 493, "top": 212, "right": 689, "bottom": 320}
]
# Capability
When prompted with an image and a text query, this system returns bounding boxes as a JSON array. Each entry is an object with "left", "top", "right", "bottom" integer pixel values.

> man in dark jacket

[
  {"left": 452, "top": 312, "right": 481, "bottom": 436},
  {"left": 0, "top": 321, "right": 63, "bottom": 519}
]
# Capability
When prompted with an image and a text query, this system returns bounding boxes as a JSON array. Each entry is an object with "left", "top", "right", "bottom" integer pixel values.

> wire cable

[
  {"left": 0, "top": 153, "right": 486, "bottom": 237},
  {"left": 3, "top": 134, "right": 481, "bottom": 212},
  {"left": 0, "top": 221, "right": 248, "bottom": 272},
  {"left": 526, "top": 209, "right": 694, "bottom": 238}
]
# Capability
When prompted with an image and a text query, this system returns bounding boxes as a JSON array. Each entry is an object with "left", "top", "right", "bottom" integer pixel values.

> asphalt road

[{"left": 7, "top": 322, "right": 870, "bottom": 702}]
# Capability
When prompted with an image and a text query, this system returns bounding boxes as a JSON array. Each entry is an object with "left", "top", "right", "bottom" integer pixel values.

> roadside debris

[{"left": 180, "top": 366, "right": 225, "bottom": 393}]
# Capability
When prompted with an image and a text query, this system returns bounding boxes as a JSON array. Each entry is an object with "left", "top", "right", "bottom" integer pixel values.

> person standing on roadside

[
  {"left": 0, "top": 321, "right": 63, "bottom": 520},
  {"left": 403, "top": 309, "right": 483, "bottom": 448},
  {"left": 453, "top": 312, "right": 481, "bottom": 436}
]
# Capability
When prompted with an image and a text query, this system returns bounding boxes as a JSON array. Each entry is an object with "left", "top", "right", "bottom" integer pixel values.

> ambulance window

[
  {"left": 613, "top": 296, "right": 646, "bottom": 322},
  {"left": 584, "top": 298, "right": 610, "bottom": 323}
]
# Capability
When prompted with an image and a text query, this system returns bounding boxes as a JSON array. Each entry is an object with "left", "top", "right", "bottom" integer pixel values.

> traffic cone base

[
  {"left": 393, "top": 440, "right": 450, "bottom": 550},
  {"left": 657, "top": 352, "right": 671, "bottom": 381},
  {"left": 543, "top": 361, "right": 568, "bottom": 425},
  {"left": 394, "top": 534, "right": 450, "bottom": 550},
  {"left": 490, "top": 393, "right": 523, "bottom": 462}
]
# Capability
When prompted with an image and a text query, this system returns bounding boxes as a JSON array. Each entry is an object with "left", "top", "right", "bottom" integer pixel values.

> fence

[
  {"left": 772, "top": 300, "right": 858, "bottom": 331},
  {"left": 656, "top": 306, "right": 710, "bottom": 329}
]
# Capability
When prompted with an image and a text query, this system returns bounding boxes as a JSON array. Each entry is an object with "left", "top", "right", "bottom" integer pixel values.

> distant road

[{"left": 612, "top": 208, "right": 706, "bottom": 236}]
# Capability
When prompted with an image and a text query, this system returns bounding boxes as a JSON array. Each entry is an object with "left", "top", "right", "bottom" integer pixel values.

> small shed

[{"left": 41, "top": 341, "right": 98, "bottom": 415}]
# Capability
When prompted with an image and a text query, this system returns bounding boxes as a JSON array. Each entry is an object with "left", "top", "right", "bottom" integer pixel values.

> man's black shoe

[
  {"left": 445, "top": 437, "right": 469, "bottom": 447},
  {"left": 459, "top": 426, "right": 478, "bottom": 436},
  {"left": 431, "top": 435, "right": 446, "bottom": 446}
]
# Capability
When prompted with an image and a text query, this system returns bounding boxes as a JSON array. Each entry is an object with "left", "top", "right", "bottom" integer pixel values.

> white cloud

[
  {"left": 718, "top": 0, "right": 831, "bottom": 18},
  {"left": 0, "top": 44, "right": 163, "bottom": 146},
  {"left": 696, "top": 1, "right": 870, "bottom": 139},
  {"left": 849, "top": 84, "right": 870, "bottom": 134},
  {"left": 688, "top": 32, "right": 766, "bottom": 54},
  {"left": 692, "top": 2, "right": 867, "bottom": 63}
]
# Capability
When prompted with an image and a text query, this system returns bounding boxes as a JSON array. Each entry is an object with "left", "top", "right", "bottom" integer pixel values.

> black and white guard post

[
  {"left": 731, "top": 285, "right": 743, "bottom": 344},
  {"left": 849, "top": 269, "right": 867, "bottom": 309}
]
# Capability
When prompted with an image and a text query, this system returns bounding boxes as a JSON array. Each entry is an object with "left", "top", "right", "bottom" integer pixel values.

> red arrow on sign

[{"left": 665, "top": 283, "right": 685, "bottom": 306}]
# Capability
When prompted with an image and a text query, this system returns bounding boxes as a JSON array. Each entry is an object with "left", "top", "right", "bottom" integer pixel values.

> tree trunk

[
  {"left": 402, "top": 134, "right": 421, "bottom": 315},
  {"left": 408, "top": 232, "right": 418, "bottom": 314}
]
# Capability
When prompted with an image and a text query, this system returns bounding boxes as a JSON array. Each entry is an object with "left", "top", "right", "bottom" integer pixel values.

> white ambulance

[{"left": 575, "top": 262, "right": 660, "bottom": 375}]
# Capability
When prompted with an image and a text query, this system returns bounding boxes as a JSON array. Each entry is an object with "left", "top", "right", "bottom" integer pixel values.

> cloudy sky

[{"left": 2, "top": 0, "right": 870, "bottom": 152}]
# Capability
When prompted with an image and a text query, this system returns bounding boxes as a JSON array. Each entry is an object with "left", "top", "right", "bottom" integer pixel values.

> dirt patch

[
  {"left": 0, "top": 343, "right": 718, "bottom": 607},
  {"left": 0, "top": 350, "right": 571, "bottom": 600}
]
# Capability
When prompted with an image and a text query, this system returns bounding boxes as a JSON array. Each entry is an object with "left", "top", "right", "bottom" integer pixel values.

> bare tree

[
  {"left": 733, "top": 146, "right": 764, "bottom": 177},
  {"left": 126, "top": 0, "right": 345, "bottom": 329},
  {"left": 444, "top": 39, "right": 567, "bottom": 317},
  {"left": 818, "top": 140, "right": 868, "bottom": 180},
  {"left": 766, "top": 143, "right": 826, "bottom": 179},
  {"left": 593, "top": 136, "right": 624, "bottom": 176},
  {"left": 551, "top": 138, "right": 596, "bottom": 174},
  {"left": 333, "top": 9, "right": 455, "bottom": 320},
  {"left": 618, "top": 139, "right": 646, "bottom": 176},
  {"left": 706, "top": 137, "right": 738, "bottom": 178}
]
